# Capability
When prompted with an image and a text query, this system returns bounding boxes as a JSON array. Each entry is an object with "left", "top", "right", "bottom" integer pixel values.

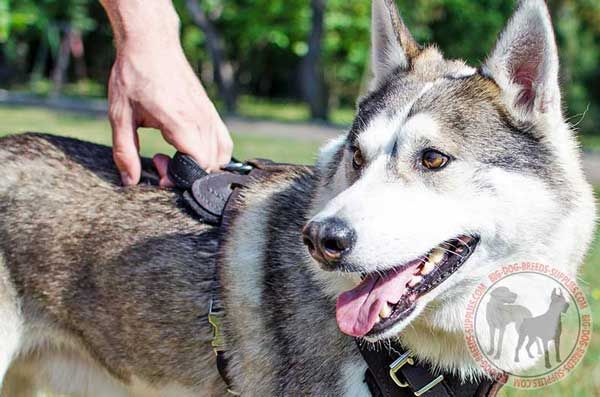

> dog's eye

[
  {"left": 352, "top": 148, "right": 365, "bottom": 170},
  {"left": 421, "top": 150, "right": 449, "bottom": 170}
]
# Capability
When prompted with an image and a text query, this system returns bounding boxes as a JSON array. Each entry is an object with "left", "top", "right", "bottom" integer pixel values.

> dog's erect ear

[
  {"left": 482, "top": 0, "right": 560, "bottom": 122},
  {"left": 371, "top": 0, "right": 420, "bottom": 86},
  {"left": 552, "top": 288, "right": 560, "bottom": 297}
]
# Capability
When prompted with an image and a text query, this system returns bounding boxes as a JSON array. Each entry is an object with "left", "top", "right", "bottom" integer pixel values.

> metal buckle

[
  {"left": 389, "top": 351, "right": 444, "bottom": 396},
  {"left": 208, "top": 299, "right": 225, "bottom": 353},
  {"left": 414, "top": 375, "right": 444, "bottom": 396},
  {"left": 389, "top": 351, "right": 414, "bottom": 388},
  {"left": 221, "top": 161, "right": 253, "bottom": 174}
]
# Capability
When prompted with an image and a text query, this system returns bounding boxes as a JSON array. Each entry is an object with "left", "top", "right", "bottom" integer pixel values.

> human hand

[{"left": 107, "top": 38, "right": 233, "bottom": 187}]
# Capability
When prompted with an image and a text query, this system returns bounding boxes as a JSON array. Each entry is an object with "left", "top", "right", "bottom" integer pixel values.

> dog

[
  {"left": 0, "top": 0, "right": 596, "bottom": 395},
  {"left": 515, "top": 288, "right": 570, "bottom": 368},
  {"left": 485, "top": 287, "right": 532, "bottom": 360}
]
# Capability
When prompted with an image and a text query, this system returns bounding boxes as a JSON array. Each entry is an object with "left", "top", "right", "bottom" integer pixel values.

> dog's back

[{"left": 0, "top": 133, "right": 224, "bottom": 396}]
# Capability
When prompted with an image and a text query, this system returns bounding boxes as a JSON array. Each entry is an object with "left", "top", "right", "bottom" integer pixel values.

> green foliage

[
  {"left": 0, "top": 0, "right": 9, "bottom": 43},
  {"left": 1, "top": 0, "right": 600, "bottom": 138}
]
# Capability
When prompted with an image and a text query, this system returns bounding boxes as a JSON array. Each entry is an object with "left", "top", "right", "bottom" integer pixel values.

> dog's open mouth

[{"left": 335, "top": 235, "right": 479, "bottom": 338}]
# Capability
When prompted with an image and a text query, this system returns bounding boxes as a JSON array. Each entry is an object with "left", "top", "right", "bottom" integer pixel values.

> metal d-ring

[
  {"left": 389, "top": 351, "right": 414, "bottom": 388},
  {"left": 221, "top": 160, "right": 253, "bottom": 174},
  {"left": 388, "top": 350, "right": 444, "bottom": 396}
]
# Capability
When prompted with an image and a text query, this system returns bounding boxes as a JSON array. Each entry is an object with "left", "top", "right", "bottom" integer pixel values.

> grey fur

[{"left": 0, "top": 133, "right": 364, "bottom": 395}]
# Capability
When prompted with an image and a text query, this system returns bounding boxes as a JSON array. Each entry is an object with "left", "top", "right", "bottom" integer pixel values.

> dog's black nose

[{"left": 302, "top": 218, "right": 355, "bottom": 268}]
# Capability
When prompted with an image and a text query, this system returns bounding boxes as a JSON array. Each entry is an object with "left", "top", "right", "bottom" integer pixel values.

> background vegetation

[{"left": 0, "top": 0, "right": 600, "bottom": 141}]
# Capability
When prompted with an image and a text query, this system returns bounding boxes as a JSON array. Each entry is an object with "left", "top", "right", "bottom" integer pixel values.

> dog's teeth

[
  {"left": 461, "top": 236, "right": 474, "bottom": 244},
  {"left": 428, "top": 248, "right": 445, "bottom": 265},
  {"left": 379, "top": 304, "right": 392, "bottom": 319},
  {"left": 408, "top": 275, "right": 423, "bottom": 288},
  {"left": 420, "top": 260, "right": 435, "bottom": 275}
]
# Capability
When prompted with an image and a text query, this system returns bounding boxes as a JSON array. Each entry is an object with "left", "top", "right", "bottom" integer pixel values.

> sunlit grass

[
  {"left": 233, "top": 95, "right": 355, "bottom": 126},
  {"left": 0, "top": 105, "right": 321, "bottom": 165}
]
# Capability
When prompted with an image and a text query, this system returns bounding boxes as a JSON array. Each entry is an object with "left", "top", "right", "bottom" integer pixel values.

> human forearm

[
  {"left": 99, "top": 0, "right": 232, "bottom": 185},
  {"left": 99, "top": 0, "right": 181, "bottom": 50}
]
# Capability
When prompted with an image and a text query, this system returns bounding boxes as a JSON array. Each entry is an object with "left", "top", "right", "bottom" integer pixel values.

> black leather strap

[
  {"left": 169, "top": 152, "right": 295, "bottom": 226},
  {"left": 357, "top": 339, "right": 505, "bottom": 397},
  {"left": 168, "top": 151, "right": 208, "bottom": 189},
  {"left": 167, "top": 152, "right": 250, "bottom": 225}
]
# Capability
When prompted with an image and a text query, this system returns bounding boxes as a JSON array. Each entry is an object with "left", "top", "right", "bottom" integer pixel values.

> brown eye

[
  {"left": 421, "top": 149, "right": 449, "bottom": 170},
  {"left": 352, "top": 148, "right": 365, "bottom": 170}
]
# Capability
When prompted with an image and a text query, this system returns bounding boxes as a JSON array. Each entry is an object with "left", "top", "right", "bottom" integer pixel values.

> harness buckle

[
  {"left": 389, "top": 351, "right": 444, "bottom": 396},
  {"left": 221, "top": 161, "right": 253, "bottom": 174},
  {"left": 389, "top": 351, "right": 414, "bottom": 388},
  {"left": 414, "top": 375, "right": 444, "bottom": 396},
  {"left": 208, "top": 299, "right": 226, "bottom": 353}
]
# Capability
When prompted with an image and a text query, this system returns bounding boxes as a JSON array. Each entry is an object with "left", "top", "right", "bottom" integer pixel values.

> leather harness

[{"left": 166, "top": 152, "right": 506, "bottom": 397}]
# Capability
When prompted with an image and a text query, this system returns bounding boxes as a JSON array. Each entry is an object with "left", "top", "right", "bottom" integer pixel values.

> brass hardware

[
  {"left": 389, "top": 350, "right": 444, "bottom": 396},
  {"left": 414, "top": 375, "right": 444, "bottom": 396},
  {"left": 388, "top": 351, "right": 414, "bottom": 388},
  {"left": 208, "top": 299, "right": 225, "bottom": 353}
]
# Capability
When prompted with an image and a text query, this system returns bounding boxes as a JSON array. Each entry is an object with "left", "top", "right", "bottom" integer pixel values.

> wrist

[{"left": 102, "top": 0, "right": 181, "bottom": 50}]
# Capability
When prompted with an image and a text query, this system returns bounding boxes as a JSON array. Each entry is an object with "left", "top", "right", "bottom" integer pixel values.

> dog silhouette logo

[
  {"left": 485, "top": 286, "right": 533, "bottom": 360},
  {"left": 464, "top": 263, "right": 591, "bottom": 390},
  {"left": 513, "top": 288, "right": 569, "bottom": 368}
]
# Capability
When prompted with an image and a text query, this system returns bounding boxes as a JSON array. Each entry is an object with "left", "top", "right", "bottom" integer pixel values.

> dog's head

[
  {"left": 489, "top": 287, "right": 518, "bottom": 304},
  {"left": 302, "top": 0, "right": 596, "bottom": 344},
  {"left": 551, "top": 288, "right": 570, "bottom": 314}
]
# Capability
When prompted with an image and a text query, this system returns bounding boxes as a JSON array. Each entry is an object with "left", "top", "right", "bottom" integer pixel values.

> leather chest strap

[
  {"left": 357, "top": 339, "right": 506, "bottom": 397},
  {"left": 167, "top": 152, "right": 286, "bottom": 225}
]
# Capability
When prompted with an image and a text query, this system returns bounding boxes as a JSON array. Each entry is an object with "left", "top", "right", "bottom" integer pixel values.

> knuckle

[
  {"left": 112, "top": 147, "right": 135, "bottom": 166},
  {"left": 221, "top": 136, "right": 234, "bottom": 153}
]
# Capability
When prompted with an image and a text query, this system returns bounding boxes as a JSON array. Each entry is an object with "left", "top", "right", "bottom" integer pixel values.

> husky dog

[{"left": 0, "top": 0, "right": 596, "bottom": 395}]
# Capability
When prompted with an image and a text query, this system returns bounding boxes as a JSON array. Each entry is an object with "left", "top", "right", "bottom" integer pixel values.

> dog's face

[
  {"left": 303, "top": 0, "right": 596, "bottom": 343},
  {"left": 490, "top": 287, "right": 518, "bottom": 304}
]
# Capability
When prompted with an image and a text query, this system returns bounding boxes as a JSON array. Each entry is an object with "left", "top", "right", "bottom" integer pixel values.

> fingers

[
  {"left": 216, "top": 121, "right": 234, "bottom": 167},
  {"left": 162, "top": 119, "right": 232, "bottom": 173},
  {"left": 110, "top": 106, "right": 141, "bottom": 186},
  {"left": 152, "top": 154, "right": 175, "bottom": 188}
]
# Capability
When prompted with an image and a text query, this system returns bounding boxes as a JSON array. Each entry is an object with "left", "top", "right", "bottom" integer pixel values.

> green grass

[
  {"left": 0, "top": 105, "right": 598, "bottom": 396},
  {"left": 581, "top": 134, "right": 600, "bottom": 152},
  {"left": 0, "top": 105, "right": 322, "bottom": 165},
  {"left": 10, "top": 79, "right": 107, "bottom": 99},
  {"left": 8, "top": 81, "right": 357, "bottom": 126},
  {"left": 234, "top": 95, "right": 355, "bottom": 125}
]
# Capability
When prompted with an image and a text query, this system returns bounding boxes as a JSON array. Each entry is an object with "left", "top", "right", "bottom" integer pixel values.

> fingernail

[{"left": 121, "top": 172, "right": 134, "bottom": 186}]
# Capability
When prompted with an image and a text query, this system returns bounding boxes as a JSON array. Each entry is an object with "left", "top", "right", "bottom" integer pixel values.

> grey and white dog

[{"left": 0, "top": 0, "right": 596, "bottom": 396}]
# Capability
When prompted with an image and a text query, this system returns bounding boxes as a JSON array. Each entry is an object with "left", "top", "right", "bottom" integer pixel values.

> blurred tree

[
  {"left": 1, "top": 0, "right": 96, "bottom": 94},
  {"left": 301, "top": 0, "right": 328, "bottom": 120},
  {"left": 185, "top": 0, "right": 237, "bottom": 113},
  {"left": 0, "top": 0, "right": 599, "bottom": 134}
]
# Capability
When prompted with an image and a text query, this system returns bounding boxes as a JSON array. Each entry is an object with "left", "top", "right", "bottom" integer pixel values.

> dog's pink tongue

[{"left": 336, "top": 265, "right": 418, "bottom": 337}]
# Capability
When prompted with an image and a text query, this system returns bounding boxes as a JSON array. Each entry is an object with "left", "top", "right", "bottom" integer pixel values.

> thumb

[{"left": 110, "top": 108, "right": 141, "bottom": 186}]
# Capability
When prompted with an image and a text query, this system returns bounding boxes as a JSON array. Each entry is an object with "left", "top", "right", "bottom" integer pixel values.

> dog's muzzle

[{"left": 302, "top": 218, "right": 356, "bottom": 269}]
